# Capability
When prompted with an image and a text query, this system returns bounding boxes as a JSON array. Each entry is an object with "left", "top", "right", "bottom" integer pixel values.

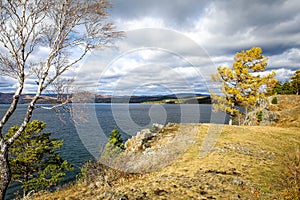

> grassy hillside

[
  {"left": 142, "top": 96, "right": 211, "bottom": 104},
  {"left": 31, "top": 95, "right": 300, "bottom": 200},
  {"left": 270, "top": 95, "right": 300, "bottom": 127},
  {"left": 32, "top": 126, "right": 299, "bottom": 199}
]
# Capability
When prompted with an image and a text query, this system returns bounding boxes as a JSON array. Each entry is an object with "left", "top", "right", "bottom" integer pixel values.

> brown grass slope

[
  {"left": 270, "top": 95, "right": 300, "bottom": 127},
  {"left": 33, "top": 96, "right": 300, "bottom": 200}
]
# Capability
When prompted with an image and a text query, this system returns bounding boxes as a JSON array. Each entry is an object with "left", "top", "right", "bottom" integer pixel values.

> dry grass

[
  {"left": 32, "top": 123, "right": 300, "bottom": 200},
  {"left": 31, "top": 95, "right": 300, "bottom": 199},
  {"left": 278, "top": 147, "right": 300, "bottom": 200},
  {"left": 270, "top": 95, "right": 300, "bottom": 127}
]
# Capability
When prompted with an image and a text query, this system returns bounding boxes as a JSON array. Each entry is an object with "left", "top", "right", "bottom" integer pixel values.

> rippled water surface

[{"left": 0, "top": 103, "right": 226, "bottom": 199}]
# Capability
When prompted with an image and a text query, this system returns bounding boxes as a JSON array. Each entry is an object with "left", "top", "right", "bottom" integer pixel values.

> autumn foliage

[{"left": 211, "top": 47, "right": 277, "bottom": 125}]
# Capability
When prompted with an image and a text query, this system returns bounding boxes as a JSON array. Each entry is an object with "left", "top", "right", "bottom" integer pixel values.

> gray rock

[{"left": 260, "top": 109, "right": 280, "bottom": 125}]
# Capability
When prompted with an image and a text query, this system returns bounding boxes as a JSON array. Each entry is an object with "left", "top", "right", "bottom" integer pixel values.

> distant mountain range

[
  {"left": 0, "top": 92, "right": 211, "bottom": 104},
  {"left": 0, "top": 92, "right": 57, "bottom": 104}
]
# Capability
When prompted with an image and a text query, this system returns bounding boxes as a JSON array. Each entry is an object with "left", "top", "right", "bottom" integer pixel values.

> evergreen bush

[{"left": 271, "top": 96, "right": 278, "bottom": 104}]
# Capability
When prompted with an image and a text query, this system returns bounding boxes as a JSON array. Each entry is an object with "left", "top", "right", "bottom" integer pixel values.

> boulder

[
  {"left": 244, "top": 109, "right": 280, "bottom": 126},
  {"left": 260, "top": 109, "right": 280, "bottom": 126},
  {"left": 125, "top": 123, "right": 165, "bottom": 153}
]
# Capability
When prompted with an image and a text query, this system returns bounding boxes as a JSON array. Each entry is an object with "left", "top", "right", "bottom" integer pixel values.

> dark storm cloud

[
  {"left": 209, "top": 0, "right": 299, "bottom": 34},
  {"left": 198, "top": 0, "right": 300, "bottom": 55},
  {"left": 110, "top": 0, "right": 300, "bottom": 57},
  {"left": 110, "top": 0, "right": 209, "bottom": 29}
]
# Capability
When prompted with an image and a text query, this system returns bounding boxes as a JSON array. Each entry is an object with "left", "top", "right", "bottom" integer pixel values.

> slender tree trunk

[
  {"left": 229, "top": 103, "right": 234, "bottom": 125},
  {"left": 229, "top": 115, "right": 233, "bottom": 125},
  {"left": 0, "top": 97, "right": 37, "bottom": 200},
  {"left": 0, "top": 146, "right": 11, "bottom": 200}
]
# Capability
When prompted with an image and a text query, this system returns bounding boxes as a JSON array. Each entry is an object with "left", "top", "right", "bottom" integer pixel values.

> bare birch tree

[{"left": 0, "top": 0, "right": 123, "bottom": 199}]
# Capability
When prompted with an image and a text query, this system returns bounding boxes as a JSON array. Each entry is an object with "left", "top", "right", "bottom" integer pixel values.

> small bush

[
  {"left": 271, "top": 96, "right": 278, "bottom": 104},
  {"left": 76, "top": 160, "right": 96, "bottom": 182},
  {"left": 256, "top": 110, "right": 263, "bottom": 123},
  {"left": 76, "top": 160, "right": 134, "bottom": 187},
  {"left": 107, "top": 128, "right": 125, "bottom": 150},
  {"left": 101, "top": 128, "right": 125, "bottom": 166}
]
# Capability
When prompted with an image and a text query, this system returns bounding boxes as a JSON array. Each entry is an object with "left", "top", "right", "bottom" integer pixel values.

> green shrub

[
  {"left": 76, "top": 160, "right": 133, "bottom": 187},
  {"left": 100, "top": 128, "right": 125, "bottom": 166},
  {"left": 76, "top": 160, "right": 103, "bottom": 183},
  {"left": 6, "top": 120, "right": 73, "bottom": 196},
  {"left": 271, "top": 96, "right": 278, "bottom": 104},
  {"left": 107, "top": 128, "right": 125, "bottom": 150},
  {"left": 256, "top": 110, "right": 263, "bottom": 123}
]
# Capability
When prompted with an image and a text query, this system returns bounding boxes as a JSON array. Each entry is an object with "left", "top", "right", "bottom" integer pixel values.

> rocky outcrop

[
  {"left": 260, "top": 109, "right": 280, "bottom": 126},
  {"left": 124, "top": 128, "right": 155, "bottom": 153},
  {"left": 118, "top": 123, "right": 197, "bottom": 173},
  {"left": 244, "top": 108, "right": 280, "bottom": 126},
  {"left": 124, "top": 123, "right": 171, "bottom": 153}
]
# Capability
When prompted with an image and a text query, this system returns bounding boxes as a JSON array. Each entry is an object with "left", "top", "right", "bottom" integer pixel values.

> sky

[{"left": 1, "top": 0, "right": 300, "bottom": 96}]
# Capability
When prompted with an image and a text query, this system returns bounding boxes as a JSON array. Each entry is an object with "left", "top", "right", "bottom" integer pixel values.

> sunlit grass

[{"left": 32, "top": 123, "right": 300, "bottom": 199}]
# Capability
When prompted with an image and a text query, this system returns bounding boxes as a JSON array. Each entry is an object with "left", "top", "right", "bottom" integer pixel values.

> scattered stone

[
  {"left": 231, "top": 178, "right": 244, "bottom": 186},
  {"left": 88, "top": 183, "right": 96, "bottom": 189},
  {"left": 95, "top": 181, "right": 103, "bottom": 188}
]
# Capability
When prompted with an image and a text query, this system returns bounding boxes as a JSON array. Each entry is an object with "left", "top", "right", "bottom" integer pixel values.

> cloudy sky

[
  {"left": 77, "top": 0, "right": 300, "bottom": 96},
  {"left": 1, "top": 0, "right": 300, "bottom": 96}
]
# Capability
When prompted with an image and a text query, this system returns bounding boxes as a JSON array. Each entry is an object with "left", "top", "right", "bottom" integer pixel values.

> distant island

[{"left": 0, "top": 92, "right": 211, "bottom": 104}]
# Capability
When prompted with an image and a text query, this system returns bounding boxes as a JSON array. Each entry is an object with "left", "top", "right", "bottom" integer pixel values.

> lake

[{"left": 0, "top": 103, "right": 227, "bottom": 199}]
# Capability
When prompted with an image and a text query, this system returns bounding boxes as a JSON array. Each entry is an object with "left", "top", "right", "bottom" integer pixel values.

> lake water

[{"left": 0, "top": 103, "right": 227, "bottom": 199}]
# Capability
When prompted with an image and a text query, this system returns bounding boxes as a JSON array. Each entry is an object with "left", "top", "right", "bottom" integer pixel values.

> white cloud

[
  {"left": 93, "top": 49, "right": 208, "bottom": 96},
  {"left": 269, "top": 48, "right": 300, "bottom": 69},
  {"left": 114, "top": 17, "right": 166, "bottom": 30},
  {"left": 274, "top": 68, "right": 295, "bottom": 82}
]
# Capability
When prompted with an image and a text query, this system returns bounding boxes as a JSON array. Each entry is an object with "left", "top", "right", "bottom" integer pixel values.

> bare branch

[
  {"left": 0, "top": 0, "right": 123, "bottom": 146},
  {"left": 0, "top": 5, "right": 123, "bottom": 196},
  {"left": 35, "top": 102, "right": 68, "bottom": 110}
]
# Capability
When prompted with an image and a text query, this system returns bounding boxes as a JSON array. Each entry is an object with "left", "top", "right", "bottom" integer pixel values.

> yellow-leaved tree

[{"left": 211, "top": 47, "right": 277, "bottom": 125}]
